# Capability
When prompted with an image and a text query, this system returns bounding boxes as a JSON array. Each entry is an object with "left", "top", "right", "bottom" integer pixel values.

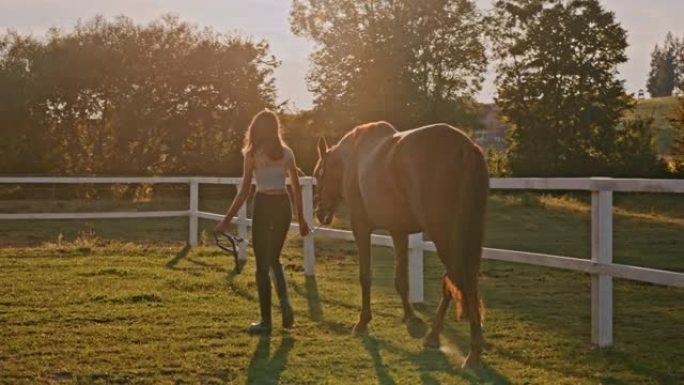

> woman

[{"left": 215, "top": 109, "right": 310, "bottom": 334}]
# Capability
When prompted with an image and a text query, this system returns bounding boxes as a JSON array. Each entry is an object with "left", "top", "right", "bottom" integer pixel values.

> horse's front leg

[
  {"left": 391, "top": 232, "right": 427, "bottom": 338},
  {"left": 352, "top": 228, "right": 372, "bottom": 335}
]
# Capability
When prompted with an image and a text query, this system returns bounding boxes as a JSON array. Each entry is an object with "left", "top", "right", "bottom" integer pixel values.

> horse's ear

[{"left": 317, "top": 137, "right": 328, "bottom": 158}]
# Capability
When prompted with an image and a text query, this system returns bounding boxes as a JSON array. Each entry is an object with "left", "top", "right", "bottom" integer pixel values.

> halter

[
  {"left": 214, "top": 225, "right": 320, "bottom": 273},
  {"left": 214, "top": 231, "right": 244, "bottom": 273},
  {"left": 314, "top": 158, "right": 336, "bottom": 217}
]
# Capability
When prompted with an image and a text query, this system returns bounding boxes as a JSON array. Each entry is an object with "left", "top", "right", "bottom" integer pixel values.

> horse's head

[{"left": 313, "top": 137, "right": 342, "bottom": 225}]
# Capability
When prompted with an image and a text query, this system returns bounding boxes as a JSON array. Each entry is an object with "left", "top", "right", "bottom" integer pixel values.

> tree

[
  {"left": 0, "top": 15, "right": 278, "bottom": 176},
  {"left": 290, "top": 0, "right": 487, "bottom": 135},
  {"left": 671, "top": 110, "right": 684, "bottom": 165},
  {"left": 611, "top": 117, "right": 667, "bottom": 177},
  {"left": 672, "top": 77, "right": 684, "bottom": 173},
  {"left": 0, "top": 33, "right": 52, "bottom": 174},
  {"left": 647, "top": 33, "right": 681, "bottom": 98},
  {"left": 489, "top": 0, "right": 651, "bottom": 177}
]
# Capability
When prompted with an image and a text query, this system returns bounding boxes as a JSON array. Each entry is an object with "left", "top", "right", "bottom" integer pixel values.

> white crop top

[{"left": 254, "top": 165, "right": 287, "bottom": 191}]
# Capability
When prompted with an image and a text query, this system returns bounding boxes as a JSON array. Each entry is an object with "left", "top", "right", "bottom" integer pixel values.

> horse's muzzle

[{"left": 315, "top": 209, "right": 333, "bottom": 226}]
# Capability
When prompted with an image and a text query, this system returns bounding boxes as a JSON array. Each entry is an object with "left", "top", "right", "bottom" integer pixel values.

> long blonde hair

[{"left": 242, "top": 109, "right": 285, "bottom": 160}]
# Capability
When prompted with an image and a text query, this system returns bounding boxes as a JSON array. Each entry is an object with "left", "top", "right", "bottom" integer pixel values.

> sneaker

[{"left": 247, "top": 320, "right": 272, "bottom": 334}]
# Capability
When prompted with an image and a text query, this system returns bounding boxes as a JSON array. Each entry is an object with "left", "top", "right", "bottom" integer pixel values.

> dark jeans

[{"left": 252, "top": 192, "right": 292, "bottom": 323}]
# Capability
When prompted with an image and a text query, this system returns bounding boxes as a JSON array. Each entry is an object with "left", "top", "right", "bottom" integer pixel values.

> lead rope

[
  {"left": 230, "top": 224, "right": 320, "bottom": 245},
  {"left": 214, "top": 224, "right": 321, "bottom": 273}
]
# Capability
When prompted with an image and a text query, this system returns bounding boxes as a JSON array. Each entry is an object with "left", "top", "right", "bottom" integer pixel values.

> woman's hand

[
  {"left": 214, "top": 219, "right": 229, "bottom": 235},
  {"left": 298, "top": 218, "right": 311, "bottom": 237}
]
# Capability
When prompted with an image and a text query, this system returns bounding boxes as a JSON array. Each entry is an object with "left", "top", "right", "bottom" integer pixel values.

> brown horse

[{"left": 313, "top": 121, "right": 489, "bottom": 368}]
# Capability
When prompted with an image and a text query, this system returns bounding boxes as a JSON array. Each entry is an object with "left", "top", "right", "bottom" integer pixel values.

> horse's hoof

[
  {"left": 405, "top": 316, "right": 428, "bottom": 338},
  {"left": 462, "top": 352, "right": 482, "bottom": 369},
  {"left": 352, "top": 323, "right": 369, "bottom": 336},
  {"left": 422, "top": 332, "right": 440, "bottom": 349}
]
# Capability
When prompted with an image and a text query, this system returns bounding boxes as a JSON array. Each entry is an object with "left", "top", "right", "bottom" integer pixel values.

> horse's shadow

[
  {"left": 359, "top": 335, "right": 398, "bottom": 385},
  {"left": 359, "top": 332, "right": 509, "bottom": 385},
  {"left": 290, "top": 276, "right": 399, "bottom": 320},
  {"left": 167, "top": 246, "right": 508, "bottom": 384},
  {"left": 294, "top": 274, "right": 510, "bottom": 384},
  {"left": 246, "top": 334, "right": 295, "bottom": 385}
]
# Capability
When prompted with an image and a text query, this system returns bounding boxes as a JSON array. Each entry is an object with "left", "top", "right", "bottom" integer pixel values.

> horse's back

[
  {"left": 348, "top": 122, "right": 487, "bottom": 234},
  {"left": 390, "top": 124, "right": 488, "bottom": 238},
  {"left": 392, "top": 124, "right": 484, "bottom": 182},
  {"left": 394, "top": 124, "right": 476, "bottom": 155}
]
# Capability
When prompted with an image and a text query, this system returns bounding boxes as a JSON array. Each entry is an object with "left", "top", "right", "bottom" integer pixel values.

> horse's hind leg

[
  {"left": 423, "top": 274, "right": 451, "bottom": 348},
  {"left": 391, "top": 232, "right": 426, "bottom": 338},
  {"left": 422, "top": 234, "right": 459, "bottom": 349},
  {"left": 463, "top": 283, "right": 484, "bottom": 369}
]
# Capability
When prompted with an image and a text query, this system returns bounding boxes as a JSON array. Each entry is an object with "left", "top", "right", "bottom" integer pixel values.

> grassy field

[
  {"left": 630, "top": 96, "right": 682, "bottom": 155},
  {"left": 1, "top": 189, "right": 683, "bottom": 384}
]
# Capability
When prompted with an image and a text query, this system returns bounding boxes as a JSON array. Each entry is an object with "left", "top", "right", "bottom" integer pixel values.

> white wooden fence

[{"left": 1, "top": 176, "right": 683, "bottom": 348}]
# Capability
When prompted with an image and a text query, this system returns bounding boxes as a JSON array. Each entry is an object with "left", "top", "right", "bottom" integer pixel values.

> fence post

[
  {"left": 591, "top": 179, "right": 613, "bottom": 347},
  {"left": 302, "top": 177, "right": 316, "bottom": 276},
  {"left": 189, "top": 178, "right": 199, "bottom": 246},
  {"left": 409, "top": 232, "right": 424, "bottom": 304},
  {"left": 237, "top": 183, "right": 248, "bottom": 262}
]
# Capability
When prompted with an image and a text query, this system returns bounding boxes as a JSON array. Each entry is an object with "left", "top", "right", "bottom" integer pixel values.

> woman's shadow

[{"left": 246, "top": 334, "right": 295, "bottom": 385}]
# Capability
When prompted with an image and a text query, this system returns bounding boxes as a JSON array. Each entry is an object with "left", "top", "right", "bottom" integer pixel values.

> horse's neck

[
  {"left": 335, "top": 122, "right": 397, "bottom": 196},
  {"left": 332, "top": 141, "right": 354, "bottom": 174},
  {"left": 338, "top": 127, "right": 395, "bottom": 188},
  {"left": 337, "top": 125, "right": 405, "bottom": 228}
]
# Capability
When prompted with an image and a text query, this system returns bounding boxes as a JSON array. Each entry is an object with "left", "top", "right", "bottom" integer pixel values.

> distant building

[{"left": 472, "top": 103, "right": 506, "bottom": 150}]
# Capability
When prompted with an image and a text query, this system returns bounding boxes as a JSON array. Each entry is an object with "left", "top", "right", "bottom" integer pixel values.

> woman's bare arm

[
  {"left": 286, "top": 149, "right": 310, "bottom": 236},
  {"left": 216, "top": 155, "right": 254, "bottom": 230}
]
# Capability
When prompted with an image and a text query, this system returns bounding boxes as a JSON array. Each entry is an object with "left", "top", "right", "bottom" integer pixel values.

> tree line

[
  {"left": 647, "top": 32, "right": 683, "bottom": 98},
  {"left": 0, "top": 15, "right": 277, "bottom": 177},
  {"left": 1, "top": 1, "right": 684, "bottom": 178}
]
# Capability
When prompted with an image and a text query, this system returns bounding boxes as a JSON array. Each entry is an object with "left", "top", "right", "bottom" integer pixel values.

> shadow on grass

[
  {"left": 290, "top": 277, "right": 399, "bottom": 320},
  {"left": 601, "top": 349, "right": 680, "bottom": 385},
  {"left": 225, "top": 267, "right": 257, "bottom": 302},
  {"left": 165, "top": 244, "right": 191, "bottom": 269},
  {"left": 304, "top": 275, "right": 323, "bottom": 322},
  {"left": 359, "top": 334, "right": 511, "bottom": 385},
  {"left": 246, "top": 334, "right": 295, "bottom": 385},
  {"left": 413, "top": 295, "right": 555, "bottom": 384},
  {"left": 185, "top": 257, "right": 229, "bottom": 273},
  {"left": 167, "top": 244, "right": 244, "bottom": 275},
  {"left": 490, "top": 341, "right": 679, "bottom": 385},
  {"left": 359, "top": 335, "right": 397, "bottom": 385},
  {"left": 297, "top": 274, "right": 510, "bottom": 384},
  {"left": 415, "top": 275, "right": 682, "bottom": 384},
  {"left": 166, "top": 245, "right": 256, "bottom": 302}
]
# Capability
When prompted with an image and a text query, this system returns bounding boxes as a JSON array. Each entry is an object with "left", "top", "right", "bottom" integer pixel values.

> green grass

[
  {"left": 1, "top": 190, "right": 683, "bottom": 384},
  {"left": 1, "top": 241, "right": 682, "bottom": 384},
  {"left": 630, "top": 96, "right": 682, "bottom": 154}
]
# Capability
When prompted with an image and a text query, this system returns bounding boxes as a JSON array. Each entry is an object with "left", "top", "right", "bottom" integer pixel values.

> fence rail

[{"left": 1, "top": 176, "right": 683, "bottom": 348}]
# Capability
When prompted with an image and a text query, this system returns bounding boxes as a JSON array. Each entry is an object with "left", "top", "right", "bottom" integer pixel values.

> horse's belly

[{"left": 360, "top": 192, "right": 420, "bottom": 232}]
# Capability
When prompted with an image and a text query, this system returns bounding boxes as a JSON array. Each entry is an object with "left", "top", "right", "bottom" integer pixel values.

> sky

[{"left": 1, "top": 0, "right": 683, "bottom": 110}]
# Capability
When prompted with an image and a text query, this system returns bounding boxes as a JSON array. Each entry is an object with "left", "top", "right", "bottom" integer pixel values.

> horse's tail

[
  {"left": 444, "top": 145, "right": 488, "bottom": 324},
  {"left": 443, "top": 271, "right": 485, "bottom": 323},
  {"left": 443, "top": 272, "right": 465, "bottom": 319}
]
